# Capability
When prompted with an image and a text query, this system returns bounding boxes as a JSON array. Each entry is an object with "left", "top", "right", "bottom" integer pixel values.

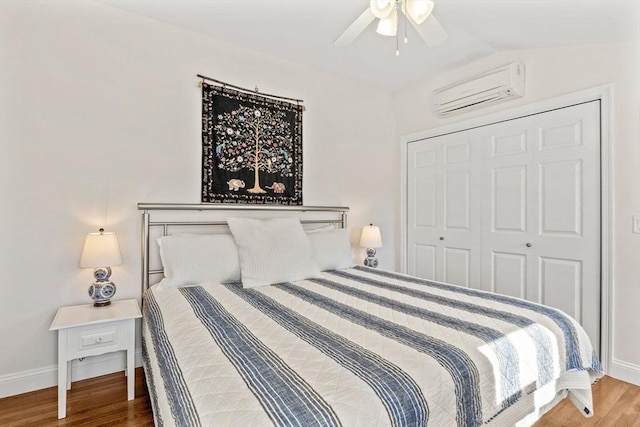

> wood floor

[
  {"left": 0, "top": 369, "right": 152, "bottom": 427},
  {"left": 533, "top": 375, "right": 640, "bottom": 427},
  {"left": 0, "top": 369, "right": 638, "bottom": 426}
]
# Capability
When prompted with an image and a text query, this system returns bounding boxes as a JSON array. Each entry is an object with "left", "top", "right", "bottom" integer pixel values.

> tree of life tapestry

[{"left": 201, "top": 82, "right": 303, "bottom": 205}]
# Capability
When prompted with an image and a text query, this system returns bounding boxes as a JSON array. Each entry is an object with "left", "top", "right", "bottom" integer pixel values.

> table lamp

[
  {"left": 359, "top": 223, "right": 382, "bottom": 268},
  {"left": 79, "top": 228, "right": 122, "bottom": 307}
]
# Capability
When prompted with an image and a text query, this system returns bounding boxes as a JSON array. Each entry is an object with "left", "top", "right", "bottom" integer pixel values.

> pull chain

[{"left": 404, "top": 0, "right": 408, "bottom": 44}]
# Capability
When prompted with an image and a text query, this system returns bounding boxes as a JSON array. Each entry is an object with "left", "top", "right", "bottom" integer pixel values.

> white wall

[
  {"left": 0, "top": 0, "right": 397, "bottom": 395},
  {"left": 392, "top": 43, "right": 640, "bottom": 385}
]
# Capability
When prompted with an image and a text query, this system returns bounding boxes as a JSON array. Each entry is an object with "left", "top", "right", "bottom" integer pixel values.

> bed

[{"left": 138, "top": 203, "right": 602, "bottom": 427}]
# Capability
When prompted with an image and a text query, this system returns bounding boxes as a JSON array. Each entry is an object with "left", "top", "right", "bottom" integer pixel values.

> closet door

[
  {"left": 407, "top": 132, "right": 482, "bottom": 288},
  {"left": 481, "top": 101, "right": 600, "bottom": 347},
  {"left": 406, "top": 101, "right": 601, "bottom": 349}
]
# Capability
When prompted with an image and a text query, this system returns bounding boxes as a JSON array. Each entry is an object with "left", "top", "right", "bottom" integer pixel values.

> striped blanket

[{"left": 142, "top": 267, "right": 602, "bottom": 427}]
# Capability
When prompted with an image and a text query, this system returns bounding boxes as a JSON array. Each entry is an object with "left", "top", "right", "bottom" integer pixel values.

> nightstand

[{"left": 49, "top": 299, "right": 142, "bottom": 419}]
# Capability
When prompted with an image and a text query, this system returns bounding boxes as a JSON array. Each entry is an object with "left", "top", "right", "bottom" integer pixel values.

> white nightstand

[{"left": 49, "top": 299, "right": 142, "bottom": 419}]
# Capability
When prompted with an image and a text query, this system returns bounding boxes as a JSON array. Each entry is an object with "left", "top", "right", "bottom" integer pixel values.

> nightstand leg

[
  {"left": 66, "top": 361, "right": 72, "bottom": 390},
  {"left": 58, "top": 330, "right": 68, "bottom": 419},
  {"left": 126, "top": 323, "right": 135, "bottom": 400}
]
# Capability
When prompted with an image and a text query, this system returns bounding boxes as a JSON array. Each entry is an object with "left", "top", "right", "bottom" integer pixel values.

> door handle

[{"left": 526, "top": 242, "right": 532, "bottom": 247}]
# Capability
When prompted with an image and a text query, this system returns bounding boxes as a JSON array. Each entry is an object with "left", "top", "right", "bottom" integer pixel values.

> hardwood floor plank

[
  {"left": 590, "top": 375, "right": 631, "bottom": 420},
  {"left": 1, "top": 369, "right": 638, "bottom": 426},
  {"left": 595, "top": 384, "right": 640, "bottom": 427}
]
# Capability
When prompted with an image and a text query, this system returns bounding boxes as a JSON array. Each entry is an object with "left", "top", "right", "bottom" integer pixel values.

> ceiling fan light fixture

[
  {"left": 403, "top": 0, "right": 434, "bottom": 24},
  {"left": 376, "top": 8, "right": 398, "bottom": 36},
  {"left": 369, "top": 0, "right": 395, "bottom": 19}
]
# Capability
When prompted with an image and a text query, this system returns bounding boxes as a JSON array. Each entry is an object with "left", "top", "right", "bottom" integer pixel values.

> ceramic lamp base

[
  {"left": 88, "top": 267, "right": 116, "bottom": 307},
  {"left": 363, "top": 247, "right": 379, "bottom": 268},
  {"left": 88, "top": 281, "right": 117, "bottom": 307}
]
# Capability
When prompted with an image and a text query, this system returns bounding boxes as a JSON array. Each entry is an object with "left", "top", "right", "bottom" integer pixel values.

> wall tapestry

[{"left": 201, "top": 81, "right": 303, "bottom": 205}]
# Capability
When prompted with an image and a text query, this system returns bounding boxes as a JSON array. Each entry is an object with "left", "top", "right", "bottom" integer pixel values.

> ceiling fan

[{"left": 335, "top": 0, "right": 448, "bottom": 54}]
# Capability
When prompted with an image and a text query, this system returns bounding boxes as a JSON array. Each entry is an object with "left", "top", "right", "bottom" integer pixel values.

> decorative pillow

[
  {"left": 307, "top": 228, "right": 354, "bottom": 271},
  {"left": 227, "top": 217, "right": 322, "bottom": 288},
  {"left": 157, "top": 233, "right": 240, "bottom": 288}
]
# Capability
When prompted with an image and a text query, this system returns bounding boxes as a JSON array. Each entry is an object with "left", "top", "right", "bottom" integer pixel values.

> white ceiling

[{"left": 99, "top": 0, "right": 640, "bottom": 92}]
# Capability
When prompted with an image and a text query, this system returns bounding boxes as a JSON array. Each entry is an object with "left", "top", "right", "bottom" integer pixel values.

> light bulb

[
  {"left": 369, "top": 0, "right": 394, "bottom": 19},
  {"left": 403, "top": 0, "right": 434, "bottom": 24},
  {"left": 376, "top": 8, "right": 398, "bottom": 36}
]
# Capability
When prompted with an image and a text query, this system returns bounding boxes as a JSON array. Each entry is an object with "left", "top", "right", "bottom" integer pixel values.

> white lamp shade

[
  {"left": 360, "top": 225, "right": 383, "bottom": 248},
  {"left": 79, "top": 231, "right": 122, "bottom": 268},
  {"left": 376, "top": 8, "right": 398, "bottom": 36},
  {"left": 404, "top": 0, "right": 434, "bottom": 24},
  {"left": 369, "top": 0, "right": 394, "bottom": 19}
]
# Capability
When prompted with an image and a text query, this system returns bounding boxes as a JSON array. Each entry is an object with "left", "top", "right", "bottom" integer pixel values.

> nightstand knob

[{"left": 95, "top": 337, "right": 102, "bottom": 343}]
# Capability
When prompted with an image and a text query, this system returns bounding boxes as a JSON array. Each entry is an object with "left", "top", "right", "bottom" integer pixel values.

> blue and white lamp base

[
  {"left": 88, "top": 267, "right": 117, "bottom": 307},
  {"left": 363, "top": 247, "right": 379, "bottom": 268}
]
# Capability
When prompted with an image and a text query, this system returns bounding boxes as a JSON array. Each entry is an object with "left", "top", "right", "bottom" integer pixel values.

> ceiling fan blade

[
  {"left": 409, "top": 14, "right": 448, "bottom": 46},
  {"left": 334, "top": 8, "right": 376, "bottom": 46}
]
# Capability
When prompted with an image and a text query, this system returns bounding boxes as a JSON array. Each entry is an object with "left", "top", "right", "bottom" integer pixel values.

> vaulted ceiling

[{"left": 99, "top": 0, "right": 640, "bottom": 92}]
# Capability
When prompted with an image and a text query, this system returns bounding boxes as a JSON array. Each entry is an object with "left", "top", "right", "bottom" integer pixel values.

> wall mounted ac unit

[{"left": 433, "top": 62, "right": 525, "bottom": 117}]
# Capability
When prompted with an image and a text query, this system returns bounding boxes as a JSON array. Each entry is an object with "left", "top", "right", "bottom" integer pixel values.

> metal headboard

[{"left": 138, "top": 203, "right": 349, "bottom": 294}]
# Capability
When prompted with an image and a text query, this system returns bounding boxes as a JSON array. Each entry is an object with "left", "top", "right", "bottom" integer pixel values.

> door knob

[
  {"left": 526, "top": 242, "right": 532, "bottom": 247},
  {"left": 439, "top": 237, "right": 444, "bottom": 240}
]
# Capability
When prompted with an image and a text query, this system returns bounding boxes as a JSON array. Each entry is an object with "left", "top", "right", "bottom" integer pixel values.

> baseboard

[
  {"left": 0, "top": 348, "right": 143, "bottom": 398},
  {"left": 0, "top": 365, "right": 57, "bottom": 399},
  {"left": 608, "top": 358, "right": 640, "bottom": 386}
]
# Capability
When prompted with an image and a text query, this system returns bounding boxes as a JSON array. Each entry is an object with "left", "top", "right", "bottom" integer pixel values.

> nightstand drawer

[
  {"left": 80, "top": 329, "right": 117, "bottom": 348},
  {"left": 67, "top": 320, "right": 129, "bottom": 359}
]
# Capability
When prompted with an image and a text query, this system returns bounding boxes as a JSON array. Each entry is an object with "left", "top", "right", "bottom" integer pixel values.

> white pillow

[
  {"left": 305, "top": 224, "right": 336, "bottom": 234},
  {"left": 157, "top": 234, "right": 240, "bottom": 288},
  {"left": 307, "top": 228, "right": 354, "bottom": 271},
  {"left": 227, "top": 217, "right": 322, "bottom": 288}
]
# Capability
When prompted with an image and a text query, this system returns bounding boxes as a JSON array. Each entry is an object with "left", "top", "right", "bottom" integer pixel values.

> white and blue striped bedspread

[{"left": 142, "top": 266, "right": 602, "bottom": 427}]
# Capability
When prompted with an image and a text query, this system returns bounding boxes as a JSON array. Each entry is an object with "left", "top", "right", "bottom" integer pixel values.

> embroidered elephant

[
  {"left": 227, "top": 179, "right": 245, "bottom": 191},
  {"left": 266, "top": 182, "right": 286, "bottom": 193}
]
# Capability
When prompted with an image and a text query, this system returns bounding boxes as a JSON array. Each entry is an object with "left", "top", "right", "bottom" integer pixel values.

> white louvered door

[{"left": 406, "top": 101, "right": 601, "bottom": 350}]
